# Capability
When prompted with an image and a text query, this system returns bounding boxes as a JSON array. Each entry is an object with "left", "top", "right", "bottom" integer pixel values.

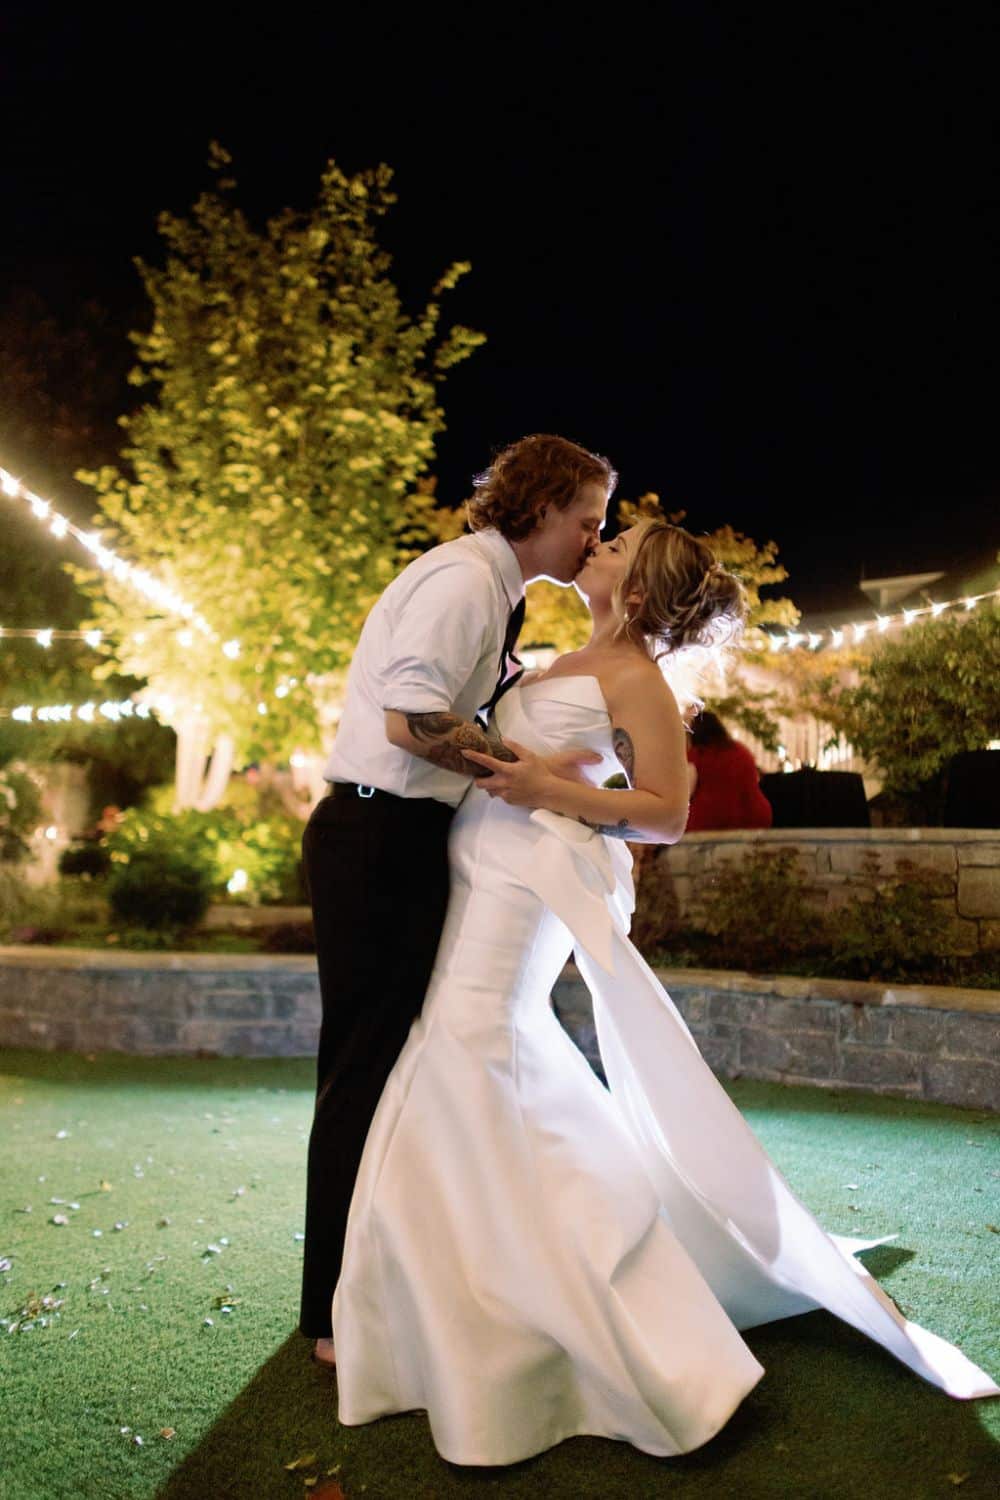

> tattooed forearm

[
  {"left": 396, "top": 710, "right": 517, "bottom": 778},
  {"left": 577, "top": 815, "right": 657, "bottom": 843},
  {"left": 612, "top": 725, "right": 635, "bottom": 786}
]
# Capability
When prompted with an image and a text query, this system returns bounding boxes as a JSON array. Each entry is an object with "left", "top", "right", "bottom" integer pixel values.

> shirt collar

[{"left": 469, "top": 527, "right": 524, "bottom": 611}]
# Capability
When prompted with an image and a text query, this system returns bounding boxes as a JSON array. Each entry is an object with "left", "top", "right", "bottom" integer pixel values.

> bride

[{"left": 330, "top": 518, "right": 999, "bottom": 1466}]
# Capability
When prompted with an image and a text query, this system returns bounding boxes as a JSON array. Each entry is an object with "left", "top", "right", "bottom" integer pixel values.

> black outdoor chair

[
  {"left": 759, "top": 767, "right": 870, "bottom": 828},
  {"left": 942, "top": 749, "right": 1000, "bottom": 829}
]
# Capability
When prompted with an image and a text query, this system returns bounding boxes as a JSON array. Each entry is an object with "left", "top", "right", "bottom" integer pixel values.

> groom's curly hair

[{"left": 465, "top": 434, "right": 617, "bottom": 540}]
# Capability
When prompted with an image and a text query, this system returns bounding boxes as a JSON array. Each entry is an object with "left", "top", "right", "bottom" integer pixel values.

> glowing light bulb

[
  {"left": 50, "top": 515, "right": 68, "bottom": 539},
  {"left": 35, "top": 630, "right": 53, "bottom": 648},
  {"left": 903, "top": 609, "right": 918, "bottom": 626},
  {"left": 222, "top": 639, "right": 241, "bottom": 659},
  {"left": 227, "top": 868, "right": 248, "bottom": 894},
  {"left": 830, "top": 629, "right": 844, "bottom": 648},
  {"left": 876, "top": 615, "right": 890, "bottom": 634},
  {"left": 2, "top": 470, "right": 21, "bottom": 497},
  {"left": 84, "top": 630, "right": 102, "bottom": 647},
  {"left": 808, "top": 633, "right": 822, "bottom": 650},
  {"left": 931, "top": 602, "right": 946, "bottom": 617}
]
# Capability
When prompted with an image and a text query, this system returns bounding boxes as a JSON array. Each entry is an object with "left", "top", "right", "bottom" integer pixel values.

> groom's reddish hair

[{"left": 465, "top": 434, "right": 617, "bottom": 541}]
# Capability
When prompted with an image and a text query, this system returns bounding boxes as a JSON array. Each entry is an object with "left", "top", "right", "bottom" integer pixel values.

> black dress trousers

[{"left": 298, "top": 786, "right": 456, "bottom": 1338}]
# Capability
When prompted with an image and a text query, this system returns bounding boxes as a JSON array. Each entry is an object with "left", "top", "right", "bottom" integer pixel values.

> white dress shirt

[{"left": 323, "top": 528, "right": 524, "bottom": 804}]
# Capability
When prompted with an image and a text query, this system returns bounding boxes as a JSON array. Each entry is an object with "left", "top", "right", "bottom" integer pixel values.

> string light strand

[
  {"left": 0, "top": 463, "right": 220, "bottom": 646},
  {"left": 765, "top": 586, "right": 1000, "bottom": 652}
]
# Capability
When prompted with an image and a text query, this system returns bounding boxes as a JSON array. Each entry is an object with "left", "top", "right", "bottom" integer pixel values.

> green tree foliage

[
  {"left": 72, "top": 145, "right": 483, "bottom": 766},
  {"left": 828, "top": 603, "right": 1000, "bottom": 802}
]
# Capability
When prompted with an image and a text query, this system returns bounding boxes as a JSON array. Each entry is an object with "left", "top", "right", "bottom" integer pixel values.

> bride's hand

[{"left": 461, "top": 740, "right": 602, "bottom": 806}]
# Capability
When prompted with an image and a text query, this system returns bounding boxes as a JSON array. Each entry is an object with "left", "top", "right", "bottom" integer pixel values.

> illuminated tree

[
  {"left": 824, "top": 603, "right": 1000, "bottom": 816},
  {"left": 73, "top": 146, "right": 482, "bottom": 808}
]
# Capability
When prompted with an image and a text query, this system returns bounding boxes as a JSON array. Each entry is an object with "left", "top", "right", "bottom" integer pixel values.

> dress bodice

[
  {"left": 495, "top": 674, "right": 621, "bottom": 787},
  {"left": 452, "top": 673, "right": 634, "bottom": 975}
]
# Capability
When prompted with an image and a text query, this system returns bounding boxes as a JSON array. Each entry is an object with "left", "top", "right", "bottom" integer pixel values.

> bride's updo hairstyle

[
  {"left": 466, "top": 433, "right": 617, "bottom": 541},
  {"left": 612, "top": 520, "right": 747, "bottom": 660}
]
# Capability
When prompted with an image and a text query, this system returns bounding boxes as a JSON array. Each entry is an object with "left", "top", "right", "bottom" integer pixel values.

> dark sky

[{"left": 3, "top": 4, "right": 999, "bottom": 613}]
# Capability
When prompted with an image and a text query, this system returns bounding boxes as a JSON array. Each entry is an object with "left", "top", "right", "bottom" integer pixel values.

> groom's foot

[{"left": 312, "top": 1336, "right": 336, "bottom": 1368}]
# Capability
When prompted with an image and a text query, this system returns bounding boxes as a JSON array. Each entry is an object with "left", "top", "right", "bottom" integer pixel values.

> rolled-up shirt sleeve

[{"left": 380, "top": 561, "right": 496, "bottom": 715}]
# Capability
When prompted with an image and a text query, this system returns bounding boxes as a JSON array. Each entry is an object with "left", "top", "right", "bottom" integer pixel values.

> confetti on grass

[{"left": 284, "top": 1453, "right": 318, "bottom": 1471}]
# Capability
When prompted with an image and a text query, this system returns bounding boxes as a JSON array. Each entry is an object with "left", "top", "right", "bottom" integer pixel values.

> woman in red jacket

[{"left": 686, "top": 711, "right": 773, "bottom": 832}]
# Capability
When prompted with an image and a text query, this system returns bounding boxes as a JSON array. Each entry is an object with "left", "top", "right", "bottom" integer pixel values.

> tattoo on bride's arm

[
  {"left": 612, "top": 725, "right": 635, "bottom": 787},
  {"left": 395, "top": 710, "right": 517, "bottom": 778},
  {"left": 576, "top": 814, "right": 656, "bottom": 842}
]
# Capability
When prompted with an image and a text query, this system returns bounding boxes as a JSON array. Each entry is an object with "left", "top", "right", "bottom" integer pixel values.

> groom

[{"left": 300, "top": 432, "right": 616, "bottom": 1364}]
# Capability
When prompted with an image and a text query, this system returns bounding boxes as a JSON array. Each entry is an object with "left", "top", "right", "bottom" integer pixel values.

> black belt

[{"left": 329, "top": 781, "right": 393, "bottom": 802}]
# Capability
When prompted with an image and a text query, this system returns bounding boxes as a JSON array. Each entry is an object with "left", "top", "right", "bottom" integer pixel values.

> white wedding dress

[{"left": 331, "top": 674, "right": 999, "bottom": 1466}]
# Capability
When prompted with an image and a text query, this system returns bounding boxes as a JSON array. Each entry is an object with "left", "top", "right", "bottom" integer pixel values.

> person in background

[{"left": 685, "top": 710, "right": 772, "bottom": 831}]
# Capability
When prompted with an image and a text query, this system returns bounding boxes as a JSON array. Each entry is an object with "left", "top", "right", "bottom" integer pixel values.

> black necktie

[{"left": 476, "top": 596, "right": 526, "bottom": 728}]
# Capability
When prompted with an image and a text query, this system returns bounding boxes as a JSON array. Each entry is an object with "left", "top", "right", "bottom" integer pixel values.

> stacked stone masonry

[
  {"left": 655, "top": 829, "right": 1000, "bottom": 954},
  {"left": 1, "top": 946, "right": 996, "bottom": 1113},
  {"left": 551, "top": 967, "right": 999, "bottom": 1113}
]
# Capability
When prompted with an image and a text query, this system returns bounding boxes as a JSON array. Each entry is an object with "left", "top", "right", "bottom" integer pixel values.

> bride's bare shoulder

[{"left": 603, "top": 654, "right": 678, "bottom": 715}]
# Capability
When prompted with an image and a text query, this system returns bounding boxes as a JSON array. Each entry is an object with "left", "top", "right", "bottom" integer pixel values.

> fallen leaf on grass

[
  {"left": 284, "top": 1453, "right": 318, "bottom": 1471},
  {"left": 99, "top": 1181, "right": 112, "bottom": 1192},
  {"left": 946, "top": 1474, "right": 970, "bottom": 1486},
  {"left": 51, "top": 1214, "right": 69, "bottom": 1227},
  {"left": 986, "top": 1224, "right": 999, "bottom": 1234},
  {"left": 159, "top": 1427, "right": 176, "bottom": 1440}
]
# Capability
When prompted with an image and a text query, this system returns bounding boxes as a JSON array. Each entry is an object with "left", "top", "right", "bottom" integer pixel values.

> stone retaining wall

[
  {"left": 641, "top": 828, "right": 1000, "bottom": 954},
  {"left": 0, "top": 948, "right": 320, "bottom": 1058},
  {"left": 552, "top": 967, "right": 999, "bottom": 1112},
  {"left": 1, "top": 946, "right": 997, "bottom": 1112}
]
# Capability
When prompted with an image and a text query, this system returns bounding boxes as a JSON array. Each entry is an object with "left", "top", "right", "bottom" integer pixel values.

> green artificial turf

[{"left": 0, "top": 1049, "right": 998, "bottom": 1500}]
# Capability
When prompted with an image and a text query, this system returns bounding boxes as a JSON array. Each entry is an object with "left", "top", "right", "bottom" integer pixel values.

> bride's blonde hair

[{"left": 611, "top": 519, "right": 747, "bottom": 661}]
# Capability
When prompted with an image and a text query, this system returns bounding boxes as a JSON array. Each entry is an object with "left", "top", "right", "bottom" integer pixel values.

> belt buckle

[{"left": 357, "top": 784, "right": 375, "bottom": 799}]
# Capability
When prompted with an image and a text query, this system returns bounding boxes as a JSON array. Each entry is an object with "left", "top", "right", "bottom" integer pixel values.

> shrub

[
  {"left": 58, "top": 841, "right": 112, "bottom": 879},
  {"left": 0, "top": 764, "right": 44, "bottom": 862},
  {"left": 107, "top": 849, "right": 212, "bottom": 932},
  {"left": 0, "top": 870, "right": 109, "bottom": 943},
  {"left": 830, "top": 852, "right": 958, "bottom": 980},
  {"left": 688, "top": 847, "right": 829, "bottom": 971},
  {"left": 105, "top": 804, "right": 305, "bottom": 905}
]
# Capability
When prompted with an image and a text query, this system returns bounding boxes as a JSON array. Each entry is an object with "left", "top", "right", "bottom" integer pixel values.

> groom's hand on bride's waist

[{"left": 462, "top": 740, "right": 603, "bottom": 805}]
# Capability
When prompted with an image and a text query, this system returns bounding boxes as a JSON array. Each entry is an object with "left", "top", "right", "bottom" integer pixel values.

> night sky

[{"left": 3, "top": 5, "right": 999, "bottom": 613}]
